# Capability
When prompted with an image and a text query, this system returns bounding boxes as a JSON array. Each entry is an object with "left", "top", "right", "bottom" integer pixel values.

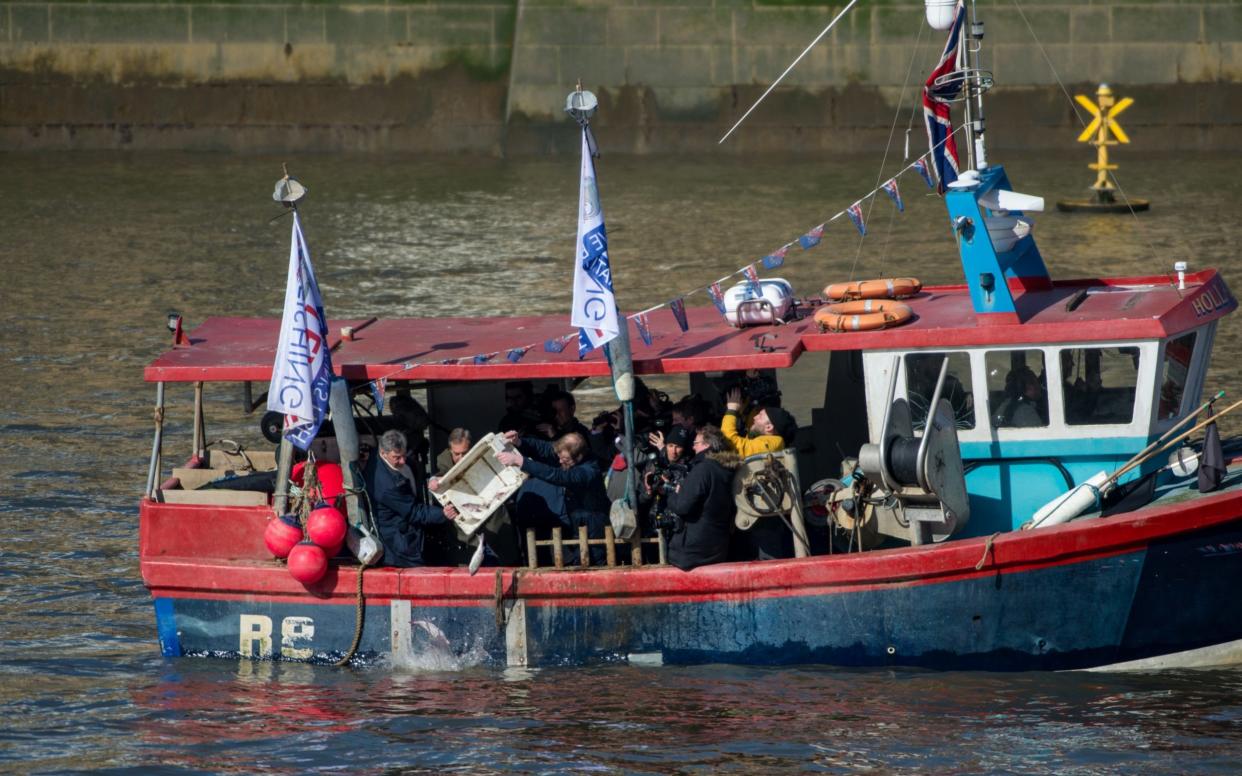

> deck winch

[{"left": 819, "top": 356, "right": 971, "bottom": 548}]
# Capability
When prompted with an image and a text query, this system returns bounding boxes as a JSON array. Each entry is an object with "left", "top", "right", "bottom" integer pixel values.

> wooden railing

[{"left": 524, "top": 526, "right": 666, "bottom": 569}]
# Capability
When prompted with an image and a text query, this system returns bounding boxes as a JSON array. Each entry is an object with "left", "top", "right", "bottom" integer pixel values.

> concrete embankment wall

[{"left": 1, "top": 1, "right": 1240, "bottom": 153}]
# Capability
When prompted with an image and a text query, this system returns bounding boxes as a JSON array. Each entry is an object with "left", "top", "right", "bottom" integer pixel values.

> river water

[{"left": 2, "top": 149, "right": 1241, "bottom": 773}]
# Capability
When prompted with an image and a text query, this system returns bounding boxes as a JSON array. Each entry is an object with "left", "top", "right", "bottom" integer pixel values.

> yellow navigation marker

[{"left": 1056, "top": 83, "right": 1149, "bottom": 212}]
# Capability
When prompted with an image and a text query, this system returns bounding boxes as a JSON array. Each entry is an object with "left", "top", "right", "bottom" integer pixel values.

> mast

[{"left": 967, "top": 0, "right": 988, "bottom": 169}]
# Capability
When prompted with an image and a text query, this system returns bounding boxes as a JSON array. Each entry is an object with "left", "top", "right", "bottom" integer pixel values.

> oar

[
  {"left": 1108, "top": 390, "right": 1224, "bottom": 485},
  {"left": 1107, "top": 392, "right": 1239, "bottom": 488}
]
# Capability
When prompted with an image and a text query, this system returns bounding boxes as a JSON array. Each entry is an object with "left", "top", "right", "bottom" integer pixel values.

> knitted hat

[{"left": 761, "top": 405, "right": 797, "bottom": 442}]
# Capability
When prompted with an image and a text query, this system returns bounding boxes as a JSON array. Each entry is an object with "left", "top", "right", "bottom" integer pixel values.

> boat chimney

[{"left": 1175, "top": 261, "right": 1188, "bottom": 290}]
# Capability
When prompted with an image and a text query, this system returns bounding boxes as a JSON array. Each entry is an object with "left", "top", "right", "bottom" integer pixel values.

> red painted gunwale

[
  {"left": 140, "top": 482, "right": 1242, "bottom": 610},
  {"left": 143, "top": 271, "right": 1235, "bottom": 384}
]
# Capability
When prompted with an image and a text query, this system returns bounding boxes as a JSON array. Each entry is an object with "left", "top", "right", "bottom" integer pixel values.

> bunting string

[{"left": 372, "top": 125, "right": 968, "bottom": 382}]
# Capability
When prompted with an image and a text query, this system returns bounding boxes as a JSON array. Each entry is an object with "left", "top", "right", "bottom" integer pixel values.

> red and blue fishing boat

[{"left": 139, "top": 0, "right": 1242, "bottom": 671}]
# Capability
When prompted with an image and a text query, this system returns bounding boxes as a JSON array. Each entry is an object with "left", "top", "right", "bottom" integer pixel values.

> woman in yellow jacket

[{"left": 721, "top": 388, "right": 797, "bottom": 457}]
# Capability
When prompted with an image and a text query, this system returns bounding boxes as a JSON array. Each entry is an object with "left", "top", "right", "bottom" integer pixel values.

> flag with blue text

[
  {"left": 267, "top": 212, "right": 333, "bottom": 451},
  {"left": 571, "top": 128, "right": 620, "bottom": 358}
]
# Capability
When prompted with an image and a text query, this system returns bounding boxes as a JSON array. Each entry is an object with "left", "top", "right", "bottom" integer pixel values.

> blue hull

[{"left": 151, "top": 518, "right": 1242, "bottom": 671}]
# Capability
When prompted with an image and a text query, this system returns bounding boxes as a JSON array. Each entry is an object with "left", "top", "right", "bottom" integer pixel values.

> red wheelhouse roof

[{"left": 144, "top": 271, "right": 1235, "bottom": 383}]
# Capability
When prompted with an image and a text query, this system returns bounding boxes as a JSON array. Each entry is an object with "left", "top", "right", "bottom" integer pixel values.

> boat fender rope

[
  {"left": 153, "top": 407, "right": 165, "bottom": 425},
  {"left": 333, "top": 564, "right": 366, "bottom": 667},
  {"left": 975, "top": 532, "right": 1001, "bottom": 571}
]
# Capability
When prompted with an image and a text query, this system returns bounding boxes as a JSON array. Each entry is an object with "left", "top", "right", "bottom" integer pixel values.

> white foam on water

[{"left": 388, "top": 619, "right": 490, "bottom": 673}]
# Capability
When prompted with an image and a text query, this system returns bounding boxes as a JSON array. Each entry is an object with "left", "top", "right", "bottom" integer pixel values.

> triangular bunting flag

[
  {"left": 847, "top": 203, "right": 867, "bottom": 236},
  {"left": 914, "top": 158, "right": 936, "bottom": 190},
  {"left": 707, "top": 282, "right": 727, "bottom": 315},
  {"left": 371, "top": 377, "right": 387, "bottom": 415},
  {"left": 762, "top": 245, "right": 789, "bottom": 269},
  {"left": 577, "top": 328, "right": 596, "bottom": 360},
  {"left": 881, "top": 179, "right": 904, "bottom": 212},
  {"left": 506, "top": 347, "right": 530, "bottom": 363},
  {"left": 634, "top": 313, "right": 653, "bottom": 346},
  {"left": 669, "top": 297, "right": 689, "bottom": 333},
  {"left": 799, "top": 225, "right": 825, "bottom": 250},
  {"left": 544, "top": 336, "right": 569, "bottom": 353},
  {"left": 743, "top": 264, "right": 762, "bottom": 297},
  {"left": 473, "top": 353, "right": 492, "bottom": 365}
]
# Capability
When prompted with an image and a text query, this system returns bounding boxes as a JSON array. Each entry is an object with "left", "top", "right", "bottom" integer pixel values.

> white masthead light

[{"left": 925, "top": 0, "right": 958, "bottom": 30}]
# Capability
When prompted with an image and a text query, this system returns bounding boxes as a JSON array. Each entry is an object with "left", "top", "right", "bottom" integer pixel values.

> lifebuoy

[
  {"left": 823, "top": 277, "right": 922, "bottom": 301},
  {"left": 814, "top": 299, "right": 914, "bottom": 332}
]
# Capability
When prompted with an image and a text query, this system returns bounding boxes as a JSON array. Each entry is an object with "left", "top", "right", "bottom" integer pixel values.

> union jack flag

[
  {"left": 881, "top": 178, "right": 904, "bottom": 212},
  {"left": 922, "top": 0, "right": 965, "bottom": 194},
  {"left": 914, "top": 157, "right": 936, "bottom": 190},
  {"left": 473, "top": 353, "right": 493, "bottom": 365},
  {"left": 544, "top": 335, "right": 570, "bottom": 353},
  {"left": 669, "top": 297, "right": 689, "bottom": 333},
  {"left": 708, "top": 282, "right": 727, "bottom": 315},
  {"left": 506, "top": 346, "right": 530, "bottom": 363},
  {"left": 634, "top": 313, "right": 653, "bottom": 346},
  {"left": 846, "top": 202, "right": 867, "bottom": 236},
  {"left": 743, "top": 264, "right": 762, "bottom": 297}
]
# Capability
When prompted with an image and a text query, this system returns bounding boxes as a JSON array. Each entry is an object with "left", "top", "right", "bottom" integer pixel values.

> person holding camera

[
  {"left": 637, "top": 424, "right": 692, "bottom": 527},
  {"left": 722, "top": 387, "right": 797, "bottom": 457},
  {"left": 663, "top": 425, "right": 739, "bottom": 571}
]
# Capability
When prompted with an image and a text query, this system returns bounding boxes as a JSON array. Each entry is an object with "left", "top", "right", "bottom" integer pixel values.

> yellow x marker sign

[{"left": 1076, "top": 94, "right": 1133, "bottom": 143}]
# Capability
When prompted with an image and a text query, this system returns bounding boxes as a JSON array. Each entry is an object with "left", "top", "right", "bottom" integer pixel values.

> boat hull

[{"left": 141, "top": 490, "right": 1242, "bottom": 671}]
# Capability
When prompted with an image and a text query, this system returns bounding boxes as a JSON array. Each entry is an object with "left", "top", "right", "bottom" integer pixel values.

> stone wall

[{"left": 1, "top": 1, "right": 1240, "bottom": 153}]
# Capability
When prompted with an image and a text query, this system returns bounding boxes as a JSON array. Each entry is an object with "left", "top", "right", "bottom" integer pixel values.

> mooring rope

[{"left": 333, "top": 564, "right": 367, "bottom": 667}]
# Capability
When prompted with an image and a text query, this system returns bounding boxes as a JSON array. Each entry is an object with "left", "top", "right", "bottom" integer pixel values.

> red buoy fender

[
  {"left": 287, "top": 541, "right": 328, "bottom": 586},
  {"left": 264, "top": 514, "right": 304, "bottom": 559},
  {"left": 306, "top": 503, "right": 348, "bottom": 551}
]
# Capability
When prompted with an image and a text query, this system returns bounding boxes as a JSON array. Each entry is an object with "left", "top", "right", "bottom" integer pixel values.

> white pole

[{"left": 718, "top": 0, "right": 860, "bottom": 145}]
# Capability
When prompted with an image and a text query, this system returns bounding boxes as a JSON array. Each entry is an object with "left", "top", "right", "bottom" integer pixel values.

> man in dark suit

[{"left": 363, "top": 429, "right": 458, "bottom": 567}]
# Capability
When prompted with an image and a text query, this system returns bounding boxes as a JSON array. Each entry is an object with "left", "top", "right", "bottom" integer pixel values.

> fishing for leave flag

[
  {"left": 923, "top": 0, "right": 965, "bottom": 193},
  {"left": 267, "top": 212, "right": 333, "bottom": 451},
  {"left": 847, "top": 202, "right": 867, "bottom": 236},
  {"left": 570, "top": 127, "right": 620, "bottom": 358},
  {"left": 881, "top": 179, "right": 904, "bottom": 212}
]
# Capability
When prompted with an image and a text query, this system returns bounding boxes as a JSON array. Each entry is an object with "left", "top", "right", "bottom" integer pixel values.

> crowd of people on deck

[{"left": 346, "top": 373, "right": 799, "bottom": 573}]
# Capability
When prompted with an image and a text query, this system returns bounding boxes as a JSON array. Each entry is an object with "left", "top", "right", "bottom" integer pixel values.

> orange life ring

[
  {"left": 814, "top": 299, "right": 914, "bottom": 332},
  {"left": 823, "top": 277, "right": 922, "bottom": 301}
]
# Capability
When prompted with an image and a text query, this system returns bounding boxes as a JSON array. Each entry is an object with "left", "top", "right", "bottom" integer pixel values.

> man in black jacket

[
  {"left": 363, "top": 429, "right": 459, "bottom": 567},
  {"left": 665, "top": 425, "right": 740, "bottom": 571}
]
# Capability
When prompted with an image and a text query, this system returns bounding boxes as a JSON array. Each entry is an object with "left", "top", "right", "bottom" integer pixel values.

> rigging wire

[
  {"left": 876, "top": 20, "right": 930, "bottom": 278},
  {"left": 1008, "top": 0, "right": 1144, "bottom": 225}
]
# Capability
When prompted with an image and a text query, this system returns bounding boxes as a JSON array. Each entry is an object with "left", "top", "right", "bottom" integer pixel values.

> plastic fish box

[{"left": 429, "top": 433, "right": 527, "bottom": 536}]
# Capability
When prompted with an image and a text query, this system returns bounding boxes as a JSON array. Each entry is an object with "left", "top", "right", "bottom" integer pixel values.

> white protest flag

[
  {"left": 570, "top": 128, "right": 620, "bottom": 358},
  {"left": 267, "top": 212, "right": 333, "bottom": 450}
]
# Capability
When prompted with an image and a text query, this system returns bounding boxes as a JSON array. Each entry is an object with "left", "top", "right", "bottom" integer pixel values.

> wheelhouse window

[
  {"left": 1158, "top": 332, "right": 1198, "bottom": 419},
  {"left": 904, "top": 352, "right": 975, "bottom": 430},
  {"left": 1060, "top": 347, "right": 1140, "bottom": 425},
  {"left": 986, "top": 349, "right": 1048, "bottom": 428}
]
